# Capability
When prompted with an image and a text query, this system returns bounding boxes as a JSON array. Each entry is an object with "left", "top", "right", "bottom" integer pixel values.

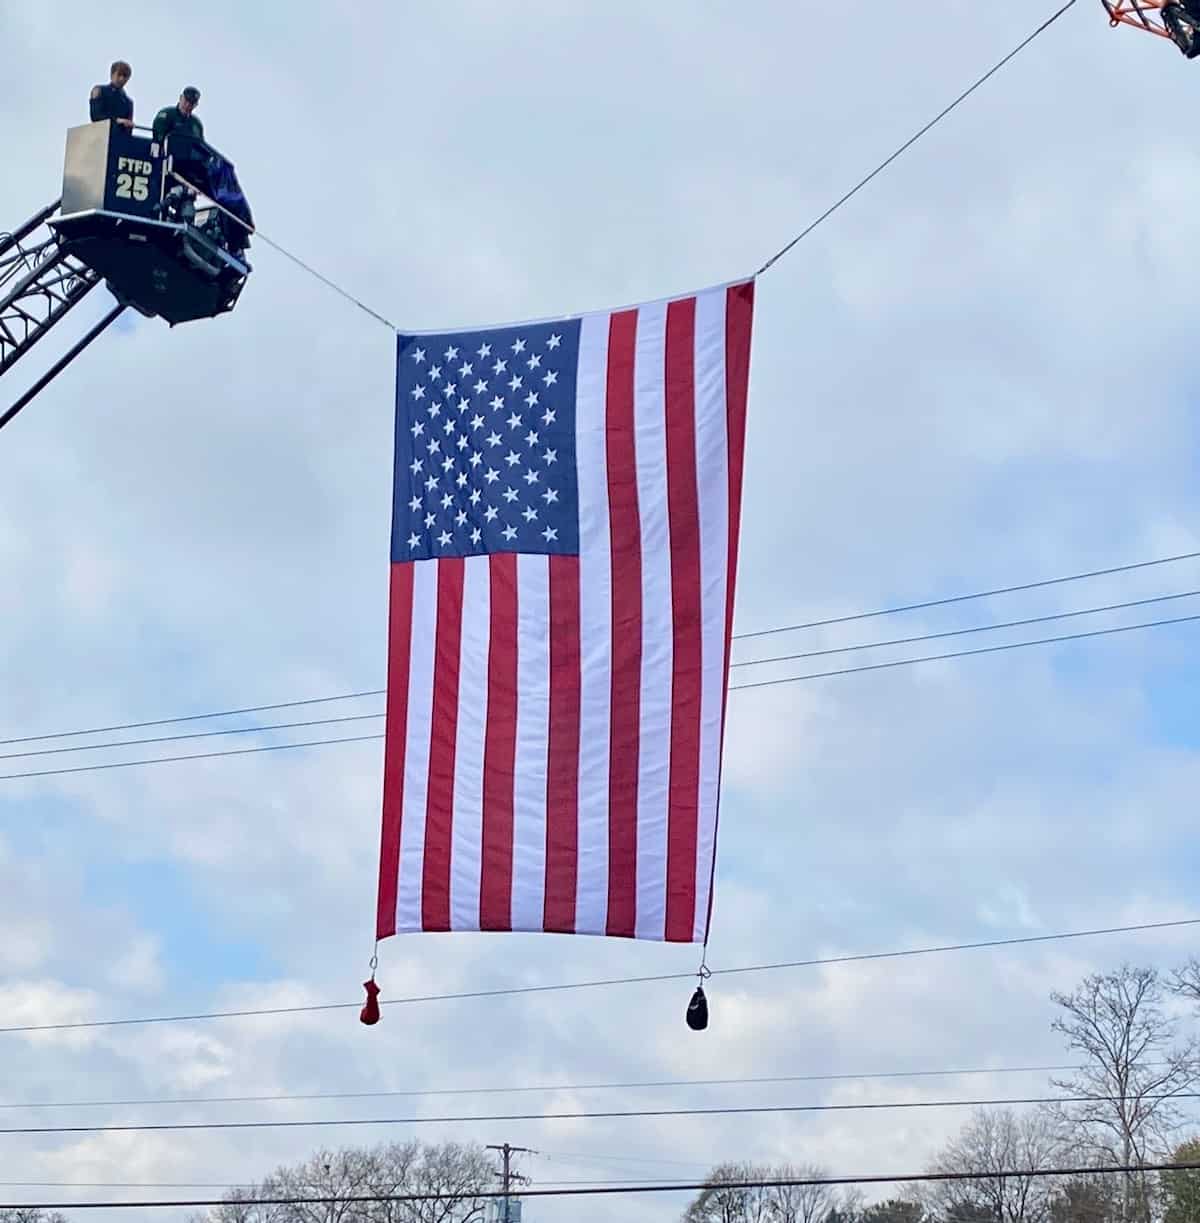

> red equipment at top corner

[{"left": 1102, "top": 0, "right": 1200, "bottom": 55}]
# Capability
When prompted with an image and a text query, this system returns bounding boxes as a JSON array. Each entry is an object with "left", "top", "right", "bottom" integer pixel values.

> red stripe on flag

[
  {"left": 705, "top": 279, "right": 755, "bottom": 941},
  {"left": 720, "top": 282, "right": 754, "bottom": 717},
  {"left": 544, "top": 555, "right": 582, "bottom": 932},
  {"left": 663, "top": 297, "right": 703, "bottom": 942},
  {"left": 421, "top": 558, "right": 465, "bottom": 932},
  {"left": 604, "top": 310, "right": 642, "bottom": 938},
  {"left": 480, "top": 554, "right": 518, "bottom": 931},
  {"left": 376, "top": 563, "right": 415, "bottom": 940}
]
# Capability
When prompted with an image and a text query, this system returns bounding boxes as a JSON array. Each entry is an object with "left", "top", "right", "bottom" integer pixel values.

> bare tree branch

[
  {"left": 195, "top": 1141, "right": 492, "bottom": 1223},
  {"left": 1049, "top": 965, "right": 1197, "bottom": 1223},
  {"left": 920, "top": 1106, "right": 1064, "bottom": 1223}
]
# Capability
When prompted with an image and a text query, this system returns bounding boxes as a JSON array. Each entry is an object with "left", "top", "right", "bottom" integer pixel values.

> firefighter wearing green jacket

[{"left": 152, "top": 87, "right": 203, "bottom": 148}]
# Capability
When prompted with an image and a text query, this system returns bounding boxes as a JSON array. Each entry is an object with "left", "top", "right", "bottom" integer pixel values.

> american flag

[{"left": 375, "top": 280, "right": 754, "bottom": 943}]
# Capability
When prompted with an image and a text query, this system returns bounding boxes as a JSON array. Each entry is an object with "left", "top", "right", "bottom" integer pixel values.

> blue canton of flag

[{"left": 392, "top": 320, "right": 582, "bottom": 562}]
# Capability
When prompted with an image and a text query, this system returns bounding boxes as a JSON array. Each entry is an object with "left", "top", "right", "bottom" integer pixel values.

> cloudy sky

[{"left": 3, "top": 2, "right": 1200, "bottom": 1220}]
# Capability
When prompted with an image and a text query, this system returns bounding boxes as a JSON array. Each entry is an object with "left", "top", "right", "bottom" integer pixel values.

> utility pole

[{"left": 487, "top": 1143, "right": 534, "bottom": 1223}]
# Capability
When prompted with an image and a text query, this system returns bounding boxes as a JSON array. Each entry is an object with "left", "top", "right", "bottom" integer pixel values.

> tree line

[
  {"left": 683, "top": 959, "right": 1200, "bottom": 1223},
  {"left": 10, "top": 960, "right": 1200, "bottom": 1223}
]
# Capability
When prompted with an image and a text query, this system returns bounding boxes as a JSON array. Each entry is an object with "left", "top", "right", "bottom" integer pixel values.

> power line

[
  {"left": 0, "top": 732, "right": 384, "bottom": 781},
  {"left": 0, "top": 1176, "right": 703, "bottom": 1190},
  {"left": 0, "top": 712, "right": 385, "bottom": 762},
  {"left": 0, "top": 688, "right": 387, "bottom": 748},
  {"left": 0, "top": 1181, "right": 242, "bottom": 1190},
  {"left": 755, "top": 0, "right": 1079, "bottom": 274},
  {"left": 2, "top": 914, "right": 1196, "bottom": 1035},
  {"left": 729, "top": 611, "right": 1200, "bottom": 692},
  {"left": 6, "top": 1091, "right": 1200, "bottom": 1137},
  {"left": 6, "top": 589, "right": 1194, "bottom": 768},
  {"left": 6, "top": 1160, "right": 1199, "bottom": 1211},
  {"left": 731, "top": 589, "right": 1200, "bottom": 669},
  {"left": 5, "top": 607, "right": 1197, "bottom": 782},
  {"left": 5, "top": 547, "right": 1196, "bottom": 753},
  {"left": 735, "top": 549, "right": 1200, "bottom": 642},
  {"left": 0, "top": 711, "right": 386, "bottom": 763},
  {"left": 0, "top": 1143, "right": 890, "bottom": 1186},
  {"left": 0, "top": 1061, "right": 1091, "bottom": 1113}
]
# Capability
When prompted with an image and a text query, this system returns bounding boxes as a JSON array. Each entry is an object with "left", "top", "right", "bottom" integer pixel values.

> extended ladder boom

[
  {"left": 2, "top": 122, "right": 254, "bottom": 434},
  {"left": 1, "top": 197, "right": 103, "bottom": 382}
]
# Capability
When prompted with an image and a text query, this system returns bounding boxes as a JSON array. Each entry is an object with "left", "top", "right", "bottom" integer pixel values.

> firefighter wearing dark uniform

[
  {"left": 153, "top": 86, "right": 252, "bottom": 258},
  {"left": 89, "top": 60, "right": 134, "bottom": 126},
  {"left": 152, "top": 87, "right": 204, "bottom": 147},
  {"left": 153, "top": 87, "right": 207, "bottom": 193}
]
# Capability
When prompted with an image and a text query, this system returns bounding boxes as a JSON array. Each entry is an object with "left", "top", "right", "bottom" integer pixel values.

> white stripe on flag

[
  {"left": 449, "top": 555, "right": 490, "bottom": 931},
  {"left": 573, "top": 311, "right": 613, "bottom": 936},
  {"left": 510, "top": 553, "right": 551, "bottom": 932},
  {"left": 632, "top": 300, "right": 672, "bottom": 942},
  {"left": 692, "top": 286, "right": 730, "bottom": 941},
  {"left": 396, "top": 559, "right": 438, "bottom": 932}
]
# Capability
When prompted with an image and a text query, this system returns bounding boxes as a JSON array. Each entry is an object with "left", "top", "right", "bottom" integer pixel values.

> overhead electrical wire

[
  {"left": 4, "top": 608, "right": 1197, "bottom": 781},
  {"left": 25, "top": 1148, "right": 1145, "bottom": 1196},
  {"left": 0, "top": 689, "right": 389, "bottom": 749},
  {"left": 0, "top": 712, "right": 386, "bottom": 762},
  {"left": 0, "top": 732, "right": 385, "bottom": 781},
  {"left": 2, "top": 587, "right": 1196, "bottom": 770},
  {"left": 6, "top": 1160, "right": 1199, "bottom": 1212},
  {"left": 730, "top": 588, "right": 1200, "bottom": 669},
  {"left": 0, "top": 1060, "right": 1095, "bottom": 1112},
  {"left": 5, "top": 547, "right": 1196, "bottom": 752},
  {"left": 734, "top": 549, "right": 1200, "bottom": 642},
  {"left": 0, "top": 1180, "right": 740, "bottom": 1197},
  {"left": 0, "top": 1181, "right": 242, "bottom": 1191},
  {"left": 0, "top": 1146, "right": 855, "bottom": 1193},
  {"left": 0, "top": 1175, "right": 711, "bottom": 1191},
  {"left": 730, "top": 612, "right": 1200, "bottom": 693},
  {"left": 2, "top": 916, "right": 1195, "bottom": 1036},
  {"left": 7, "top": 1090, "right": 1200, "bottom": 1137}
]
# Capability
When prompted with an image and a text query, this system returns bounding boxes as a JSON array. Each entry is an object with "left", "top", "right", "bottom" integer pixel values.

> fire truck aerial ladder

[{"left": 0, "top": 119, "right": 252, "bottom": 432}]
